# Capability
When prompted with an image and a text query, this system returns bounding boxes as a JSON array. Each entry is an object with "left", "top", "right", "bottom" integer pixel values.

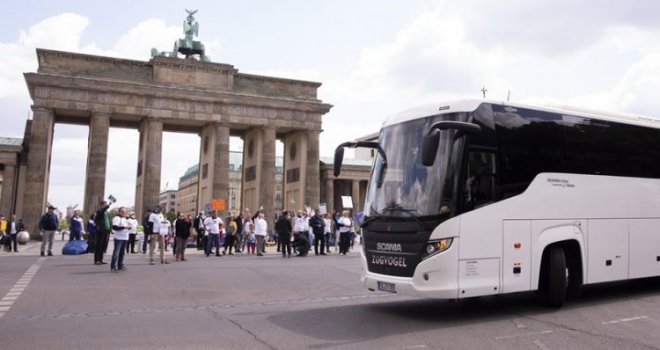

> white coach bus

[{"left": 334, "top": 99, "right": 660, "bottom": 307}]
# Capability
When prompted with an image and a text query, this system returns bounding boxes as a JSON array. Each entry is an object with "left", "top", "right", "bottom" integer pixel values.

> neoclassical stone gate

[{"left": 22, "top": 49, "right": 331, "bottom": 237}]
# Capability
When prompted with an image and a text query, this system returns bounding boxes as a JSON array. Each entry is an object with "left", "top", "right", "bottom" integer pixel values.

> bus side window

[{"left": 465, "top": 151, "right": 496, "bottom": 209}]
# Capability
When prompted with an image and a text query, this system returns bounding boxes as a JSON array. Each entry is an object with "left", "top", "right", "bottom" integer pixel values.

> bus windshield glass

[{"left": 365, "top": 113, "right": 465, "bottom": 218}]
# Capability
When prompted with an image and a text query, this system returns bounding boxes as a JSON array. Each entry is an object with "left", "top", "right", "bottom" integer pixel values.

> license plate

[{"left": 377, "top": 281, "right": 396, "bottom": 293}]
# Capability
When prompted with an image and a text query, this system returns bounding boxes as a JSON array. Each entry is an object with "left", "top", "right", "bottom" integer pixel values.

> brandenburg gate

[{"left": 21, "top": 46, "right": 331, "bottom": 236}]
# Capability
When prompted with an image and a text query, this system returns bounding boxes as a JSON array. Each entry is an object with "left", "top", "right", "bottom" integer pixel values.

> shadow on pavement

[{"left": 268, "top": 277, "right": 660, "bottom": 345}]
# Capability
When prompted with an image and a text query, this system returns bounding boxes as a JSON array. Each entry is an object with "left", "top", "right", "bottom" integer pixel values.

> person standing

[
  {"left": 69, "top": 210, "right": 84, "bottom": 241},
  {"left": 333, "top": 211, "right": 341, "bottom": 252},
  {"left": 193, "top": 212, "right": 205, "bottom": 250},
  {"left": 240, "top": 210, "right": 252, "bottom": 253},
  {"left": 310, "top": 211, "right": 326, "bottom": 256},
  {"left": 246, "top": 223, "right": 256, "bottom": 254},
  {"left": 175, "top": 214, "right": 191, "bottom": 261},
  {"left": 234, "top": 213, "right": 243, "bottom": 253},
  {"left": 0, "top": 214, "right": 6, "bottom": 235},
  {"left": 204, "top": 211, "right": 223, "bottom": 257},
  {"left": 148, "top": 206, "right": 169, "bottom": 265},
  {"left": 7, "top": 214, "right": 23, "bottom": 253},
  {"left": 254, "top": 211, "right": 267, "bottom": 256},
  {"left": 38, "top": 205, "right": 59, "bottom": 257},
  {"left": 126, "top": 212, "right": 138, "bottom": 254},
  {"left": 223, "top": 216, "right": 237, "bottom": 255},
  {"left": 141, "top": 209, "right": 152, "bottom": 254},
  {"left": 87, "top": 213, "right": 96, "bottom": 254},
  {"left": 93, "top": 201, "right": 111, "bottom": 265},
  {"left": 275, "top": 211, "right": 292, "bottom": 258},
  {"left": 337, "top": 210, "right": 354, "bottom": 255},
  {"left": 8, "top": 214, "right": 22, "bottom": 253},
  {"left": 110, "top": 207, "right": 130, "bottom": 272},
  {"left": 323, "top": 213, "right": 332, "bottom": 254}
]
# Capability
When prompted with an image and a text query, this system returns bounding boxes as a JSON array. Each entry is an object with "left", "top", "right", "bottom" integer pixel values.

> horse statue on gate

[{"left": 151, "top": 9, "right": 211, "bottom": 62}]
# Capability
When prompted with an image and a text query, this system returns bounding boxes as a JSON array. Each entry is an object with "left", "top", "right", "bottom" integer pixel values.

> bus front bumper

[{"left": 361, "top": 240, "right": 460, "bottom": 299}]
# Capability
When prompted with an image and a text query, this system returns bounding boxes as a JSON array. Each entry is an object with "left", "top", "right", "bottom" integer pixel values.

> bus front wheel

[{"left": 541, "top": 246, "right": 567, "bottom": 307}]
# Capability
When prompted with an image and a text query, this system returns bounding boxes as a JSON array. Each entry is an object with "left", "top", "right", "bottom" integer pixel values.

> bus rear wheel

[{"left": 541, "top": 246, "right": 567, "bottom": 307}]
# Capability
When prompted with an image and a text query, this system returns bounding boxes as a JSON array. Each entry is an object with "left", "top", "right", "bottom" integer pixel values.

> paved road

[{"left": 1, "top": 240, "right": 659, "bottom": 349}]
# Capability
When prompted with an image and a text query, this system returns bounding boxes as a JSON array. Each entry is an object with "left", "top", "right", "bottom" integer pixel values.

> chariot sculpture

[{"left": 151, "top": 9, "right": 210, "bottom": 62}]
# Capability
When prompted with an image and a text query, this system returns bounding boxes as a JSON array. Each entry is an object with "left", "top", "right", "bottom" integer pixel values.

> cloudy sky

[{"left": 3, "top": 0, "right": 660, "bottom": 210}]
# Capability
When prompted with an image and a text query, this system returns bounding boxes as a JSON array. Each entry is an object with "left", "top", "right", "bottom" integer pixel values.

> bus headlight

[{"left": 422, "top": 238, "right": 453, "bottom": 260}]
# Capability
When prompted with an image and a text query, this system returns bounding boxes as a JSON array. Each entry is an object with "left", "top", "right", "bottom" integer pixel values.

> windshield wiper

[
  {"left": 382, "top": 203, "right": 433, "bottom": 231},
  {"left": 361, "top": 215, "right": 384, "bottom": 228}
]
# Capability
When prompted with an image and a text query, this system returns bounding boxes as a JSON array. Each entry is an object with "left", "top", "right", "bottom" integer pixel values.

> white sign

[
  {"left": 341, "top": 196, "right": 353, "bottom": 209},
  {"left": 318, "top": 203, "right": 327, "bottom": 215}
]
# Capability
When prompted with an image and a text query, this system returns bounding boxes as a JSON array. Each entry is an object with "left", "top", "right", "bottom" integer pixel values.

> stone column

[
  {"left": 324, "top": 178, "right": 334, "bottom": 215},
  {"left": 24, "top": 107, "right": 55, "bottom": 238},
  {"left": 83, "top": 112, "right": 110, "bottom": 217},
  {"left": 134, "top": 118, "right": 162, "bottom": 220},
  {"left": 259, "top": 127, "right": 276, "bottom": 219},
  {"left": 238, "top": 135, "right": 246, "bottom": 213},
  {"left": 0, "top": 164, "right": 17, "bottom": 217},
  {"left": 305, "top": 130, "right": 321, "bottom": 209},
  {"left": 197, "top": 123, "right": 230, "bottom": 217},
  {"left": 352, "top": 180, "right": 361, "bottom": 211},
  {"left": 212, "top": 123, "right": 230, "bottom": 217}
]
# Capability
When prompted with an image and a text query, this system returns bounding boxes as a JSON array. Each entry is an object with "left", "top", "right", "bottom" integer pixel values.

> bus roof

[{"left": 382, "top": 98, "right": 660, "bottom": 130}]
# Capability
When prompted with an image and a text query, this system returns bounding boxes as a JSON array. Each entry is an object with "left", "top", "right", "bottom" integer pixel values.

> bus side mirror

[
  {"left": 334, "top": 147, "right": 345, "bottom": 177},
  {"left": 422, "top": 129, "right": 440, "bottom": 166},
  {"left": 422, "top": 121, "right": 482, "bottom": 166}
]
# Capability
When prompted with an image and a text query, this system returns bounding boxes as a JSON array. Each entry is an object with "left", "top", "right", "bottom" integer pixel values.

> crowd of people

[{"left": 40, "top": 200, "right": 361, "bottom": 273}]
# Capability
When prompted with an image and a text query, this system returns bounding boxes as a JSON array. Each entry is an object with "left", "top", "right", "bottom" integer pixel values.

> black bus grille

[{"left": 363, "top": 228, "right": 432, "bottom": 278}]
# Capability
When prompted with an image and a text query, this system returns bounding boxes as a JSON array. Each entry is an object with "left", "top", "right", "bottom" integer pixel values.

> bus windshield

[{"left": 365, "top": 113, "right": 466, "bottom": 218}]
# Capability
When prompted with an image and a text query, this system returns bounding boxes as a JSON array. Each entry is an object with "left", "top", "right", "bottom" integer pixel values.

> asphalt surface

[{"left": 1, "top": 239, "right": 660, "bottom": 349}]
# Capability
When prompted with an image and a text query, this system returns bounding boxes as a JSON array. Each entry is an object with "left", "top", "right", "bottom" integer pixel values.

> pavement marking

[
  {"left": 495, "top": 330, "right": 553, "bottom": 340},
  {"left": 533, "top": 339, "right": 552, "bottom": 350},
  {"left": 601, "top": 315, "right": 648, "bottom": 325},
  {"left": 512, "top": 317, "right": 527, "bottom": 329},
  {"left": 11, "top": 292, "right": 399, "bottom": 321},
  {"left": 0, "top": 261, "right": 41, "bottom": 318}
]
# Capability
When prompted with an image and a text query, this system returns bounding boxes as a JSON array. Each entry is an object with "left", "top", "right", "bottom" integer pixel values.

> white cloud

[
  {"left": 0, "top": 13, "right": 89, "bottom": 99},
  {"left": 8, "top": 4, "right": 660, "bottom": 211},
  {"left": 111, "top": 19, "right": 182, "bottom": 60},
  {"left": 323, "top": 1, "right": 660, "bottom": 125},
  {"left": 2, "top": 13, "right": 203, "bottom": 210}
]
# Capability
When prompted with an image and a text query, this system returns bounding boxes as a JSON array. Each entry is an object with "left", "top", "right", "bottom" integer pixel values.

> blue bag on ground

[{"left": 62, "top": 240, "right": 88, "bottom": 255}]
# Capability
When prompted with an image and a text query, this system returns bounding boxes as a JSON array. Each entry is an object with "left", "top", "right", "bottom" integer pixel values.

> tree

[{"left": 165, "top": 210, "right": 177, "bottom": 223}]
